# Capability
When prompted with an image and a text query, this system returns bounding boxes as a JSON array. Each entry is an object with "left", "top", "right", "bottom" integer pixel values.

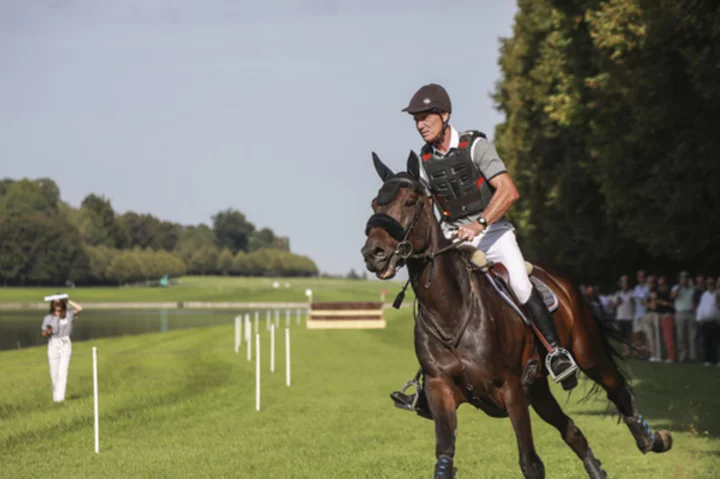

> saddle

[
  {"left": 465, "top": 248, "right": 559, "bottom": 386},
  {"left": 465, "top": 249, "right": 558, "bottom": 316}
]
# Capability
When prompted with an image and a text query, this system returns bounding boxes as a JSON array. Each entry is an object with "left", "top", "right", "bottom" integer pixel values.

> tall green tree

[
  {"left": 212, "top": 208, "right": 255, "bottom": 254},
  {"left": 493, "top": 0, "right": 720, "bottom": 283},
  {"left": 0, "top": 212, "right": 88, "bottom": 284},
  {"left": 0, "top": 179, "right": 61, "bottom": 218}
]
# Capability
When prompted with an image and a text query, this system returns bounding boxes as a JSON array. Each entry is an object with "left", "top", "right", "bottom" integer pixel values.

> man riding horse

[{"left": 390, "top": 83, "right": 579, "bottom": 411}]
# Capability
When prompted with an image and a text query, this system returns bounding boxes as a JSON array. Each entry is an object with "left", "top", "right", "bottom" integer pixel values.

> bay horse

[{"left": 361, "top": 152, "right": 672, "bottom": 479}]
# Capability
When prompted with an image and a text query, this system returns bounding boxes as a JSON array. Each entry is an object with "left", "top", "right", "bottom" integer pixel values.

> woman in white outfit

[{"left": 41, "top": 296, "right": 83, "bottom": 402}]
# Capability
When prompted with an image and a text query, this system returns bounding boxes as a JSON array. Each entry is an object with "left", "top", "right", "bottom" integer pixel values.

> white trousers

[
  {"left": 444, "top": 224, "right": 534, "bottom": 304},
  {"left": 48, "top": 337, "right": 72, "bottom": 402}
]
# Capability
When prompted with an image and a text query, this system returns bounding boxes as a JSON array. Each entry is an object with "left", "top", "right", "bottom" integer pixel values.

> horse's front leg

[
  {"left": 426, "top": 376, "right": 461, "bottom": 479},
  {"left": 505, "top": 379, "right": 545, "bottom": 479}
]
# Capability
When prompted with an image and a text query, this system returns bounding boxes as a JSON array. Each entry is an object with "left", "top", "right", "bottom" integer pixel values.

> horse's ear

[
  {"left": 406, "top": 150, "right": 420, "bottom": 180},
  {"left": 372, "top": 152, "right": 394, "bottom": 182}
]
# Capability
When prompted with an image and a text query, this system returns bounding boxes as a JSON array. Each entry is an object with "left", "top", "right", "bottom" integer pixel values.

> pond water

[{"left": 0, "top": 308, "right": 303, "bottom": 351}]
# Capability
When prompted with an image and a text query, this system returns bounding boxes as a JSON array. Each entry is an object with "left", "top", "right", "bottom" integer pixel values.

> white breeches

[
  {"left": 444, "top": 225, "right": 534, "bottom": 304},
  {"left": 48, "top": 337, "right": 72, "bottom": 402}
]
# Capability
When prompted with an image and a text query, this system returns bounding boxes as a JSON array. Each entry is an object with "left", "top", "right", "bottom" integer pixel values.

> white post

[
  {"left": 296, "top": 308, "right": 301, "bottom": 325},
  {"left": 274, "top": 309, "right": 279, "bottom": 328},
  {"left": 255, "top": 333, "right": 261, "bottom": 412},
  {"left": 266, "top": 310, "right": 271, "bottom": 331},
  {"left": 285, "top": 328, "right": 291, "bottom": 387},
  {"left": 270, "top": 324, "right": 275, "bottom": 373},
  {"left": 285, "top": 309, "right": 290, "bottom": 328},
  {"left": 254, "top": 311, "right": 259, "bottom": 333},
  {"left": 247, "top": 319, "right": 252, "bottom": 362},
  {"left": 92, "top": 346, "right": 99, "bottom": 454},
  {"left": 235, "top": 316, "right": 241, "bottom": 353}
]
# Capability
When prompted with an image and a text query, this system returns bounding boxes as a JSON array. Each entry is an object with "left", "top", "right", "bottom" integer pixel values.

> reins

[{"left": 368, "top": 177, "right": 485, "bottom": 402}]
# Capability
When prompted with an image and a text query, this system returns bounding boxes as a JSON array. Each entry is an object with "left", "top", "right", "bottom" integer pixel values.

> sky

[{"left": 0, "top": 0, "right": 518, "bottom": 276}]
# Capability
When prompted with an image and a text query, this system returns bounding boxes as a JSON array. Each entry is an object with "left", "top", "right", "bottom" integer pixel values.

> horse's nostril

[{"left": 374, "top": 247, "right": 386, "bottom": 259}]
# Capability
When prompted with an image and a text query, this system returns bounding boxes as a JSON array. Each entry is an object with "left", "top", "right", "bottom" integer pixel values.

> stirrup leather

[{"left": 545, "top": 347, "right": 579, "bottom": 383}]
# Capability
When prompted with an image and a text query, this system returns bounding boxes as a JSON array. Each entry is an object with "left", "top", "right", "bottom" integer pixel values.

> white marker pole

[
  {"left": 247, "top": 318, "right": 252, "bottom": 362},
  {"left": 296, "top": 308, "right": 301, "bottom": 325},
  {"left": 254, "top": 311, "right": 259, "bottom": 333},
  {"left": 255, "top": 333, "right": 261, "bottom": 411},
  {"left": 285, "top": 328, "right": 291, "bottom": 387},
  {"left": 274, "top": 309, "right": 279, "bottom": 328},
  {"left": 285, "top": 309, "right": 290, "bottom": 328},
  {"left": 270, "top": 324, "right": 275, "bottom": 373},
  {"left": 235, "top": 316, "right": 241, "bottom": 353},
  {"left": 92, "top": 346, "right": 99, "bottom": 454},
  {"left": 266, "top": 310, "right": 271, "bottom": 331}
]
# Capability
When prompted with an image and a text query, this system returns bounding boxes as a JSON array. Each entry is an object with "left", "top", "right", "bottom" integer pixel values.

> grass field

[
  {"left": 1, "top": 308, "right": 719, "bottom": 478},
  {"left": 0, "top": 276, "right": 409, "bottom": 304}
]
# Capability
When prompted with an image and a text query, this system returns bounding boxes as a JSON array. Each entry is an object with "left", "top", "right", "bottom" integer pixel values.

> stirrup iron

[
  {"left": 545, "top": 347, "right": 578, "bottom": 383},
  {"left": 396, "top": 378, "right": 420, "bottom": 410}
]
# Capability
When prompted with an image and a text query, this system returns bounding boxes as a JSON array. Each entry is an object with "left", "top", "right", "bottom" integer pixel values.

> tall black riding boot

[{"left": 523, "top": 287, "right": 579, "bottom": 390}]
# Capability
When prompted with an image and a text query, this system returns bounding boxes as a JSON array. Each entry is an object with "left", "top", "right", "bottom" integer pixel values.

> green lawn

[
  {"left": 1, "top": 309, "right": 718, "bottom": 478},
  {"left": 0, "top": 276, "right": 410, "bottom": 304}
]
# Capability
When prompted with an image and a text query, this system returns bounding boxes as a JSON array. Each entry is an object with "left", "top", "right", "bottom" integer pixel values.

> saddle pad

[
  {"left": 530, "top": 276, "right": 559, "bottom": 313},
  {"left": 485, "top": 273, "right": 559, "bottom": 326}
]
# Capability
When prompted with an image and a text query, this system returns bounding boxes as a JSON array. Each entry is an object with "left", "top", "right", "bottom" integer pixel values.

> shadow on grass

[{"left": 573, "top": 359, "right": 720, "bottom": 438}]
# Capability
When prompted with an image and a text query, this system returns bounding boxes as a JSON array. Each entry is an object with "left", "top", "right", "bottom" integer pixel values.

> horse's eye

[{"left": 405, "top": 199, "right": 416, "bottom": 207}]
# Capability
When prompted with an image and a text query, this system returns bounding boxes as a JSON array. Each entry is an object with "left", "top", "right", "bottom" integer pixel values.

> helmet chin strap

[{"left": 430, "top": 121, "right": 450, "bottom": 149}]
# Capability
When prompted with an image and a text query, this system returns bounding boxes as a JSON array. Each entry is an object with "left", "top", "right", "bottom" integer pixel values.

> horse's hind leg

[
  {"left": 530, "top": 379, "right": 606, "bottom": 479},
  {"left": 583, "top": 359, "right": 673, "bottom": 455},
  {"left": 505, "top": 380, "right": 545, "bottom": 479}
]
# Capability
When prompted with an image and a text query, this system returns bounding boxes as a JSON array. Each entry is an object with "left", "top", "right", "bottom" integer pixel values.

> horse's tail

[
  {"left": 591, "top": 310, "right": 633, "bottom": 387},
  {"left": 576, "top": 301, "right": 636, "bottom": 405}
]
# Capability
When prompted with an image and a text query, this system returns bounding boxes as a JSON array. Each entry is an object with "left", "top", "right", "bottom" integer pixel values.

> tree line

[
  {"left": 0, "top": 178, "right": 318, "bottom": 285},
  {"left": 493, "top": 0, "right": 720, "bottom": 287}
]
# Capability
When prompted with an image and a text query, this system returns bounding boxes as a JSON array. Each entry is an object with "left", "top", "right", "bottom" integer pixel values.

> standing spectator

[
  {"left": 643, "top": 275, "right": 661, "bottom": 361},
  {"left": 585, "top": 286, "right": 607, "bottom": 321},
  {"left": 694, "top": 276, "right": 706, "bottom": 306},
  {"left": 696, "top": 277, "right": 720, "bottom": 366},
  {"left": 596, "top": 284, "right": 614, "bottom": 320},
  {"left": 694, "top": 276, "right": 706, "bottom": 359},
  {"left": 41, "top": 295, "right": 84, "bottom": 402},
  {"left": 633, "top": 270, "right": 653, "bottom": 359},
  {"left": 672, "top": 271, "right": 697, "bottom": 362},
  {"left": 613, "top": 275, "right": 636, "bottom": 357},
  {"left": 656, "top": 276, "right": 675, "bottom": 362}
]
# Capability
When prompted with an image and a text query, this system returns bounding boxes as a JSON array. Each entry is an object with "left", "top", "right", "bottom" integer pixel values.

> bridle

[
  {"left": 364, "top": 176, "right": 458, "bottom": 285},
  {"left": 365, "top": 176, "right": 482, "bottom": 394}
]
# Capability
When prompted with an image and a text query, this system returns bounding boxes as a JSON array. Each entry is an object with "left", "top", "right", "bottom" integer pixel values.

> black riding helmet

[{"left": 402, "top": 83, "right": 452, "bottom": 146}]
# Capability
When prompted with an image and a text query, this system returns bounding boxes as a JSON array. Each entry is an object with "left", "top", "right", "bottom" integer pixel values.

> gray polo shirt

[
  {"left": 417, "top": 126, "right": 512, "bottom": 232},
  {"left": 41, "top": 310, "right": 77, "bottom": 339}
]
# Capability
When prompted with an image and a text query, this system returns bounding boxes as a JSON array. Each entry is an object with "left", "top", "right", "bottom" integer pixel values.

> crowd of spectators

[{"left": 582, "top": 270, "right": 720, "bottom": 366}]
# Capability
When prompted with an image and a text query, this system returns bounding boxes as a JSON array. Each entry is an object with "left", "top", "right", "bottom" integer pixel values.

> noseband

[{"left": 365, "top": 177, "right": 430, "bottom": 263}]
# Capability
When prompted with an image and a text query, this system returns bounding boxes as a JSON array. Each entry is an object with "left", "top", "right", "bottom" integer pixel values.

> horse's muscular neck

[{"left": 406, "top": 220, "right": 471, "bottom": 332}]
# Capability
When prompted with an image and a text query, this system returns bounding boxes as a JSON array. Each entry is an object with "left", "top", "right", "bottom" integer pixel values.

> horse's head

[{"left": 361, "top": 151, "right": 434, "bottom": 279}]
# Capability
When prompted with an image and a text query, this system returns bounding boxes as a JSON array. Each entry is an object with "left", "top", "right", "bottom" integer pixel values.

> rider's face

[{"left": 413, "top": 112, "right": 448, "bottom": 143}]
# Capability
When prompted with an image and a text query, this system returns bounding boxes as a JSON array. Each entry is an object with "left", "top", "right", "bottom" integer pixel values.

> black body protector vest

[{"left": 421, "top": 130, "right": 495, "bottom": 222}]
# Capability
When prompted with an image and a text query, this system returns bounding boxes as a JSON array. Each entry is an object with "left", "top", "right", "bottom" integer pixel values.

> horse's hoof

[
  {"left": 584, "top": 461, "right": 607, "bottom": 479},
  {"left": 583, "top": 450, "right": 606, "bottom": 479},
  {"left": 434, "top": 456, "right": 455, "bottom": 478},
  {"left": 651, "top": 430, "right": 673, "bottom": 453}
]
